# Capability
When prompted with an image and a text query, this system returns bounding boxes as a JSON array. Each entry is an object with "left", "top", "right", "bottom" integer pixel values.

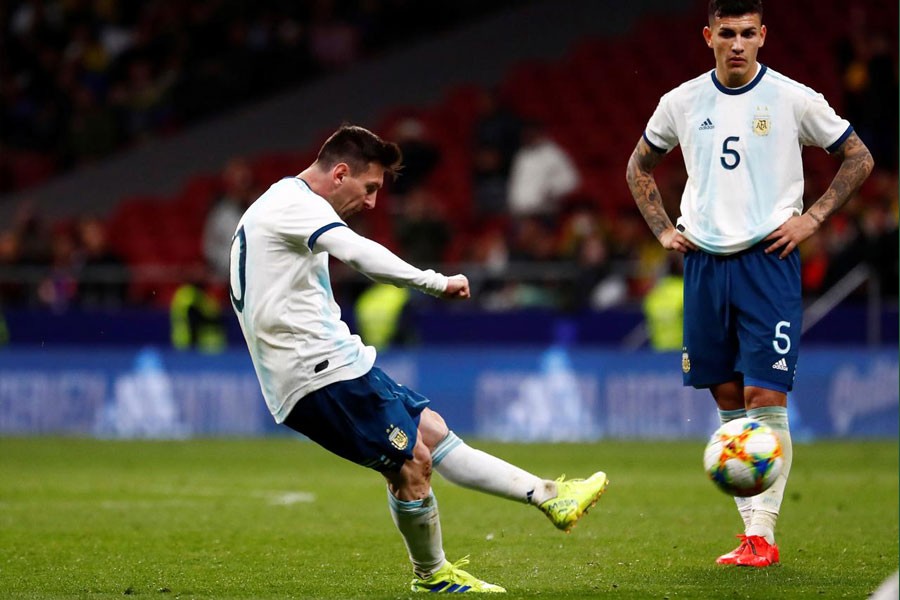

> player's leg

[
  {"left": 739, "top": 387, "right": 791, "bottom": 567},
  {"left": 383, "top": 438, "right": 446, "bottom": 581},
  {"left": 423, "top": 408, "right": 607, "bottom": 532},
  {"left": 385, "top": 413, "right": 505, "bottom": 593},
  {"left": 281, "top": 369, "right": 501, "bottom": 590},
  {"left": 729, "top": 244, "right": 801, "bottom": 567},
  {"left": 361, "top": 370, "right": 504, "bottom": 592},
  {"left": 683, "top": 250, "right": 750, "bottom": 564},
  {"left": 711, "top": 382, "right": 752, "bottom": 529},
  {"left": 710, "top": 381, "right": 753, "bottom": 564},
  {"left": 423, "top": 408, "right": 554, "bottom": 504}
]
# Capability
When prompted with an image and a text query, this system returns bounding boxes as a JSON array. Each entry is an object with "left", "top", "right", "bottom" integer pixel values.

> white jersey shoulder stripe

[{"left": 308, "top": 222, "right": 347, "bottom": 250}]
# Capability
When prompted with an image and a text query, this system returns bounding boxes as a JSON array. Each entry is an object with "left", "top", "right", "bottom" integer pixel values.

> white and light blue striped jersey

[
  {"left": 643, "top": 64, "right": 852, "bottom": 255},
  {"left": 229, "top": 177, "right": 447, "bottom": 423}
]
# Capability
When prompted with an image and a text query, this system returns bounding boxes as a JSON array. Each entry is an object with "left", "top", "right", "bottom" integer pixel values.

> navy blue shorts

[
  {"left": 283, "top": 367, "right": 429, "bottom": 472},
  {"left": 682, "top": 243, "right": 802, "bottom": 392}
]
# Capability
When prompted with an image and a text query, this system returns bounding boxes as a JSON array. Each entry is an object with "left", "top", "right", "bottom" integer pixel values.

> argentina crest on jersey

[{"left": 752, "top": 105, "right": 770, "bottom": 136}]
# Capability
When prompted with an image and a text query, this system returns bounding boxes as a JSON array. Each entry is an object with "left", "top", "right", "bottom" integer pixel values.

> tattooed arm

[
  {"left": 764, "top": 132, "right": 875, "bottom": 258},
  {"left": 626, "top": 137, "right": 696, "bottom": 253}
]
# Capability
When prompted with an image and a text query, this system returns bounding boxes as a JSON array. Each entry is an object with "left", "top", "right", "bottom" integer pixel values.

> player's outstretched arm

[
  {"left": 316, "top": 224, "right": 451, "bottom": 297},
  {"left": 626, "top": 138, "right": 696, "bottom": 253},
  {"left": 765, "top": 132, "right": 874, "bottom": 258}
]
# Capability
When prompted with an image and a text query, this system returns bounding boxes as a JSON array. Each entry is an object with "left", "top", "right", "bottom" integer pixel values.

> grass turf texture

[{"left": 0, "top": 437, "right": 896, "bottom": 599}]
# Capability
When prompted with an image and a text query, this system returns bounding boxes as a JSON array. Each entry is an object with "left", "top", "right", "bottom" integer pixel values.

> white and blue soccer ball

[{"left": 703, "top": 417, "right": 783, "bottom": 497}]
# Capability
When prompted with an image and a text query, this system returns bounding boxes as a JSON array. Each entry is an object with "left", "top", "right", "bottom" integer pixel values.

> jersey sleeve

[
  {"left": 798, "top": 92, "right": 853, "bottom": 153},
  {"left": 643, "top": 91, "right": 679, "bottom": 153},
  {"left": 315, "top": 225, "right": 449, "bottom": 297}
]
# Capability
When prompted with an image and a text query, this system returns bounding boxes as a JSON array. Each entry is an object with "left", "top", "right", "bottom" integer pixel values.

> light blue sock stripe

[
  {"left": 431, "top": 431, "right": 463, "bottom": 467},
  {"left": 718, "top": 408, "right": 747, "bottom": 424},
  {"left": 747, "top": 406, "right": 789, "bottom": 430},
  {"left": 387, "top": 489, "right": 437, "bottom": 517}
]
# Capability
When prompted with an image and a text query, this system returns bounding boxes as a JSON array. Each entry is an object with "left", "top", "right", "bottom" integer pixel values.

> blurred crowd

[
  {"left": 0, "top": 0, "right": 896, "bottom": 320},
  {"left": 0, "top": 0, "right": 520, "bottom": 192},
  {"left": 1, "top": 107, "right": 895, "bottom": 319}
]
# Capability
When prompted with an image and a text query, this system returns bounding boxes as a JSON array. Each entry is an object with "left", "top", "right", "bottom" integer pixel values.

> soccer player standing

[
  {"left": 626, "top": 0, "right": 873, "bottom": 567},
  {"left": 230, "top": 124, "right": 608, "bottom": 593}
]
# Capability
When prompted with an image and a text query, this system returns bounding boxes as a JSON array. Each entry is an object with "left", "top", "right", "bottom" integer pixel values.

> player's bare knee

[
  {"left": 711, "top": 381, "right": 744, "bottom": 410},
  {"left": 745, "top": 385, "right": 787, "bottom": 410},
  {"left": 417, "top": 408, "right": 449, "bottom": 451},
  {"left": 385, "top": 442, "right": 432, "bottom": 501}
]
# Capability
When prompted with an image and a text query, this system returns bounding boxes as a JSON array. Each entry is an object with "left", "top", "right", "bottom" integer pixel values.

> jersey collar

[{"left": 710, "top": 63, "right": 767, "bottom": 95}]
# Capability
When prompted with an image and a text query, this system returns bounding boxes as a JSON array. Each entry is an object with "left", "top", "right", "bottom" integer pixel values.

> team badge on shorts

[
  {"left": 681, "top": 349, "right": 691, "bottom": 373},
  {"left": 387, "top": 425, "right": 409, "bottom": 450}
]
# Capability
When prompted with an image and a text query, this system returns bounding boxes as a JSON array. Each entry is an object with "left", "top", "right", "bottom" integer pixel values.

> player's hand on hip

[
  {"left": 660, "top": 227, "right": 697, "bottom": 253},
  {"left": 443, "top": 274, "right": 471, "bottom": 299},
  {"left": 764, "top": 214, "right": 817, "bottom": 259}
]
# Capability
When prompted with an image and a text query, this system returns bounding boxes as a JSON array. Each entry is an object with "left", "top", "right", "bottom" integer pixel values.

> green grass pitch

[{"left": 0, "top": 437, "right": 896, "bottom": 599}]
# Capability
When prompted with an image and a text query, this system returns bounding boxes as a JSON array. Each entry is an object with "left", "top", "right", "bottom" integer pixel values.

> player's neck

[
  {"left": 297, "top": 166, "right": 328, "bottom": 197},
  {"left": 716, "top": 62, "right": 760, "bottom": 89}
]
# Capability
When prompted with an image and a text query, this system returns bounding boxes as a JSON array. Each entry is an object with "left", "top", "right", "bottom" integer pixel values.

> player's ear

[
  {"left": 333, "top": 163, "right": 349, "bottom": 185},
  {"left": 703, "top": 26, "right": 713, "bottom": 48},
  {"left": 759, "top": 24, "right": 766, "bottom": 47}
]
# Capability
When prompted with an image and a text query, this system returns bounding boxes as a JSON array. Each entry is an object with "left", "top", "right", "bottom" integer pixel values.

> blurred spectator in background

[
  {"left": 799, "top": 230, "right": 830, "bottom": 296},
  {"left": 0, "top": 229, "right": 26, "bottom": 305},
  {"left": 388, "top": 116, "right": 441, "bottom": 198},
  {"left": 387, "top": 115, "right": 450, "bottom": 266},
  {"left": 170, "top": 267, "right": 226, "bottom": 353},
  {"left": 822, "top": 172, "right": 899, "bottom": 297},
  {"left": 471, "top": 87, "right": 522, "bottom": 219},
  {"left": 76, "top": 217, "right": 128, "bottom": 309},
  {"left": 11, "top": 200, "right": 52, "bottom": 270},
  {"left": 203, "top": 157, "right": 258, "bottom": 280},
  {"left": 308, "top": 0, "right": 361, "bottom": 71},
  {"left": 606, "top": 212, "right": 666, "bottom": 298},
  {"left": 507, "top": 119, "right": 580, "bottom": 222},
  {"left": 354, "top": 282, "right": 413, "bottom": 349},
  {"left": 558, "top": 202, "right": 626, "bottom": 311},
  {"left": 36, "top": 225, "right": 79, "bottom": 312},
  {"left": 642, "top": 252, "right": 684, "bottom": 352},
  {"left": 2, "top": 200, "right": 52, "bottom": 306},
  {"left": 109, "top": 54, "right": 178, "bottom": 142},
  {"left": 835, "top": 5, "right": 899, "bottom": 170},
  {"left": 0, "top": 307, "right": 8, "bottom": 346},
  {"left": 64, "top": 82, "right": 119, "bottom": 163},
  {"left": 393, "top": 188, "right": 451, "bottom": 266},
  {"left": 484, "top": 216, "right": 560, "bottom": 310}
]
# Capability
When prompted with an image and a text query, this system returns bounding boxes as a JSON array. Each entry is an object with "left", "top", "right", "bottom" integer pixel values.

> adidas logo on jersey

[
  {"left": 699, "top": 118, "right": 715, "bottom": 130},
  {"left": 772, "top": 358, "right": 788, "bottom": 371}
]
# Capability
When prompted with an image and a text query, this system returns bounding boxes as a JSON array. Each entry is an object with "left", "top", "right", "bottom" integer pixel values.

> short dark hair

[
  {"left": 708, "top": 0, "right": 763, "bottom": 20},
  {"left": 316, "top": 124, "right": 403, "bottom": 180}
]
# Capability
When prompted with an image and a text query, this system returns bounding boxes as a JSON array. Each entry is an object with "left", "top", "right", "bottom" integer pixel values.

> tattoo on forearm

[
  {"left": 626, "top": 140, "right": 671, "bottom": 239},
  {"left": 807, "top": 133, "right": 874, "bottom": 223}
]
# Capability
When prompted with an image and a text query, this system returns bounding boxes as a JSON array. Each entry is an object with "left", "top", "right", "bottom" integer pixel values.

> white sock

[
  {"left": 387, "top": 489, "right": 445, "bottom": 579},
  {"left": 432, "top": 431, "right": 555, "bottom": 505},
  {"left": 718, "top": 408, "right": 752, "bottom": 530},
  {"left": 746, "top": 406, "right": 793, "bottom": 545}
]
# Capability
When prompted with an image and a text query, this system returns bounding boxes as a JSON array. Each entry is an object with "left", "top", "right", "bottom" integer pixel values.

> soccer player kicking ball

[
  {"left": 627, "top": 0, "right": 873, "bottom": 567},
  {"left": 229, "top": 124, "right": 608, "bottom": 593}
]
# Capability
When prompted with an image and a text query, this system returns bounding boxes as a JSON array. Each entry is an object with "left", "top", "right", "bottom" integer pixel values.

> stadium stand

[{"left": 0, "top": 0, "right": 896, "bottom": 331}]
